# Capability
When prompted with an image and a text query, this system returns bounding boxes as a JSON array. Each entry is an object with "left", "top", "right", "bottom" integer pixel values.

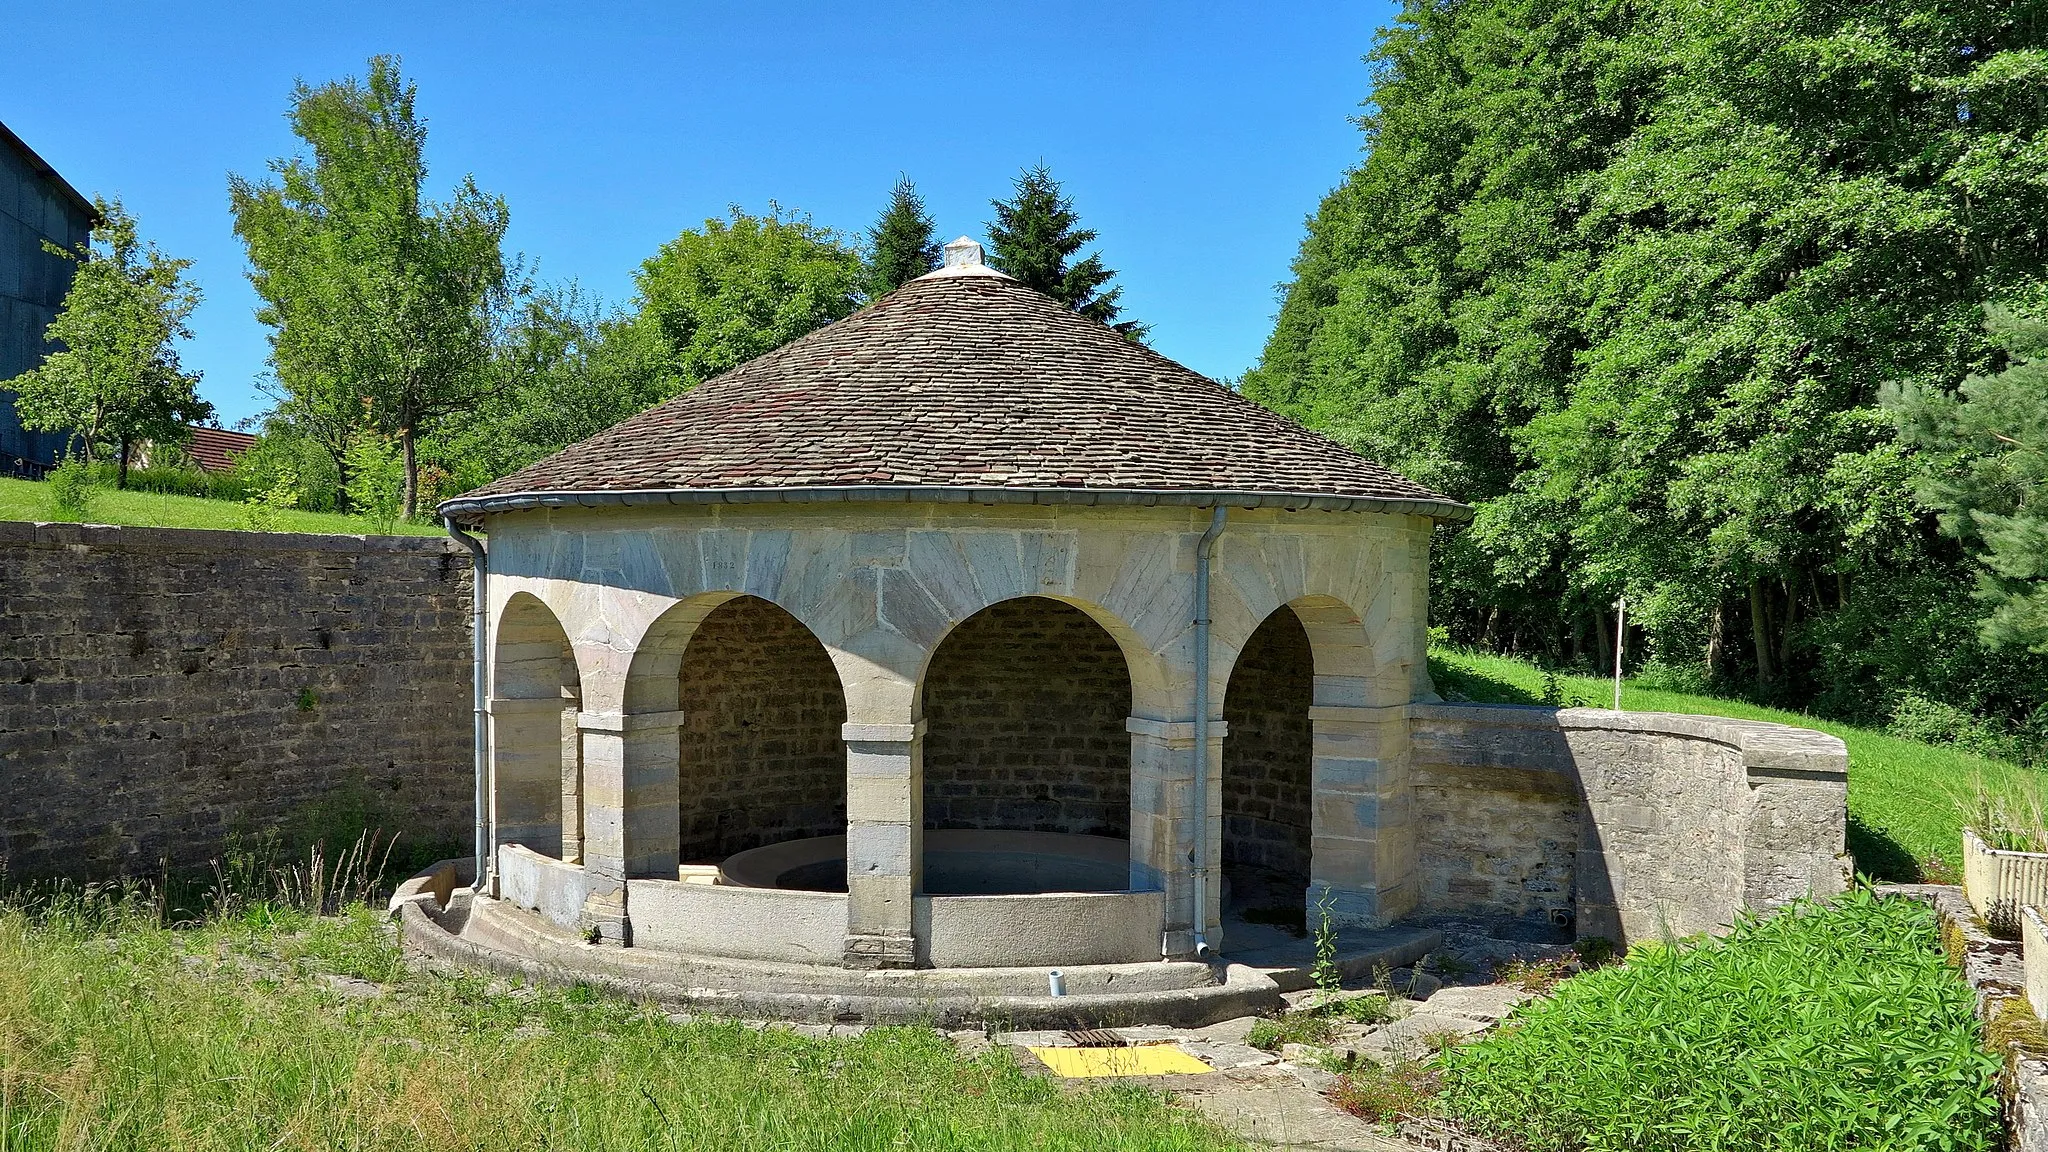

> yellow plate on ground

[{"left": 1030, "top": 1045, "right": 1214, "bottom": 1078}]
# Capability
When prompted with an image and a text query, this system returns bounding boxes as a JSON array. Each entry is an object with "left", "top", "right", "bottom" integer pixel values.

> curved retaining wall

[{"left": 1407, "top": 704, "right": 1850, "bottom": 942}]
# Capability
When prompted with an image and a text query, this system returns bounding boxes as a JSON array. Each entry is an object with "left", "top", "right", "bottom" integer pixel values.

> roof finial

[{"left": 943, "top": 236, "right": 984, "bottom": 268}]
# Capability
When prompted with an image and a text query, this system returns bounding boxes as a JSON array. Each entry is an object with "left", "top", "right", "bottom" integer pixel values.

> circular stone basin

[{"left": 718, "top": 830, "right": 1135, "bottom": 895}]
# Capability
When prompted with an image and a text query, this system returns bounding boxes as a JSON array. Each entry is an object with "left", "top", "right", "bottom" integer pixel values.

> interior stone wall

[
  {"left": 1221, "top": 608, "right": 1313, "bottom": 886},
  {"left": 0, "top": 523, "right": 473, "bottom": 879},
  {"left": 676, "top": 595, "right": 847, "bottom": 861},
  {"left": 922, "top": 597, "right": 1132, "bottom": 836}
]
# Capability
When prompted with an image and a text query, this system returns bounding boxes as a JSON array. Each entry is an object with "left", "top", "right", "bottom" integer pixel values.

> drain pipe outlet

[
  {"left": 444, "top": 516, "right": 489, "bottom": 893},
  {"left": 1189, "top": 504, "right": 1229, "bottom": 959}
]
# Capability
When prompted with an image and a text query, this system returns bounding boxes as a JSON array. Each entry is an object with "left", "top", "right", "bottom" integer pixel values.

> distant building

[
  {"left": 0, "top": 120, "right": 96, "bottom": 478},
  {"left": 136, "top": 425, "right": 257, "bottom": 474}
]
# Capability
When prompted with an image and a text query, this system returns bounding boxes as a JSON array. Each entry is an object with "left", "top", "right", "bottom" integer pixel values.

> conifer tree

[
  {"left": 864, "top": 176, "right": 940, "bottom": 299},
  {"left": 1892, "top": 308, "right": 2048, "bottom": 654},
  {"left": 986, "top": 164, "right": 1144, "bottom": 340}
]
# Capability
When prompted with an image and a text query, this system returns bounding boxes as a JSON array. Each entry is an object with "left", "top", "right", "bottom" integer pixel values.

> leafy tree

[
  {"left": 430, "top": 286, "right": 673, "bottom": 491},
  {"left": 864, "top": 176, "right": 941, "bottom": 298},
  {"left": 229, "top": 55, "right": 513, "bottom": 517},
  {"left": 1892, "top": 308, "right": 2048, "bottom": 654},
  {"left": 7, "top": 198, "right": 210, "bottom": 487},
  {"left": 986, "top": 164, "right": 1144, "bottom": 339},
  {"left": 634, "top": 205, "right": 863, "bottom": 390},
  {"left": 1246, "top": 0, "right": 2048, "bottom": 725}
]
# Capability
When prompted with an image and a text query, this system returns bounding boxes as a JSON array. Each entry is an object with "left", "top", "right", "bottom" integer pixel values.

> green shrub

[
  {"left": 1438, "top": 888, "right": 2000, "bottom": 1151},
  {"left": 45, "top": 457, "right": 101, "bottom": 521},
  {"left": 230, "top": 429, "right": 340, "bottom": 511},
  {"left": 1635, "top": 658, "right": 1710, "bottom": 695},
  {"left": 126, "top": 463, "right": 250, "bottom": 502}
]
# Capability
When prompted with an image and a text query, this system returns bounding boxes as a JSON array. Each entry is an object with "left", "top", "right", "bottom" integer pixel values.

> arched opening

[
  {"left": 918, "top": 596, "right": 1134, "bottom": 894},
  {"left": 676, "top": 595, "right": 848, "bottom": 867},
  {"left": 1221, "top": 606, "right": 1315, "bottom": 936},
  {"left": 492, "top": 593, "right": 582, "bottom": 860}
]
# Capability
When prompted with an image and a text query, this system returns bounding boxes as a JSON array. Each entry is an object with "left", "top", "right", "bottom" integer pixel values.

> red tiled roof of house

[
  {"left": 187, "top": 426, "right": 257, "bottom": 474},
  {"left": 446, "top": 249, "right": 1465, "bottom": 520}
]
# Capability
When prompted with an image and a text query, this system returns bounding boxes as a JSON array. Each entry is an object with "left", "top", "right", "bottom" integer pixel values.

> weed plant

[
  {"left": 44, "top": 457, "right": 100, "bottom": 521},
  {"left": 1436, "top": 888, "right": 2000, "bottom": 1152}
]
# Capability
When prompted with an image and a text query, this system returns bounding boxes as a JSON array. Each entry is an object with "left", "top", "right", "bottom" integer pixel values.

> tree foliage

[
  {"left": 987, "top": 164, "right": 1145, "bottom": 339},
  {"left": 1893, "top": 308, "right": 2048, "bottom": 655},
  {"left": 1247, "top": 0, "right": 2048, "bottom": 723},
  {"left": 229, "top": 55, "right": 513, "bottom": 517},
  {"left": 865, "top": 176, "right": 940, "bottom": 298},
  {"left": 430, "top": 287, "right": 673, "bottom": 492},
  {"left": 6, "top": 198, "right": 210, "bottom": 485},
  {"left": 634, "top": 205, "right": 864, "bottom": 393}
]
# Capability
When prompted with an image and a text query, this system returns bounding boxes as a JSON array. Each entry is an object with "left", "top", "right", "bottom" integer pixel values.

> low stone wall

[
  {"left": 1408, "top": 704, "right": 1850, "bottom": 942},
  {"left": 0, "top": 522, "right": 473, "bottom": 878}
]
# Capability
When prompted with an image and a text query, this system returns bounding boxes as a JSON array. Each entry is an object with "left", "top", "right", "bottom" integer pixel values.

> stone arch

[
  {"left": 918, "top": 595, "right": 1136, "bottom": 838},
  {"left": 1212, "top": 592, "right": 1415, "bottom": 933},
  {"left": 1220, "top": 605, "right": 1315, "bottom": 932},
  {"left": 675, "top": 595, "right": 849, "bottom": 863},
  {"left": 491, "top": 592, "right": 582, "bottom": 860}
]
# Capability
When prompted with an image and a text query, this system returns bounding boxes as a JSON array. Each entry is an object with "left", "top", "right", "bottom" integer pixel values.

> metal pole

[{"left": 1612, "top": 595, "right": 1627, "bottom": 712}]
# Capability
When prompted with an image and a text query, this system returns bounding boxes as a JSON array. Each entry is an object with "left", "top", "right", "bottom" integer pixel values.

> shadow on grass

[
  {"left": 1428, "top": 654, "right": 1542, "bottom": 706},
  {"left": 1847, "top": 814, "right": 1925, "bottom": 884}
]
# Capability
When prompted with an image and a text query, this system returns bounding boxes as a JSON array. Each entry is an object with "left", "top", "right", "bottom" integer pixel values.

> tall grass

[
  {"left": 0, "top": 476, "right": 442, "bottom": 536},
  {"left": 1436, "top": 889, "right": 2000, "bottom": 1152},
  {"left": 0, "top": 878, "right": 1235, "bottom": 1151}
]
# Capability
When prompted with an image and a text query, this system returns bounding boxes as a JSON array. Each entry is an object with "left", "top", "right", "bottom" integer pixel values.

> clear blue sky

[{"left": 3, "top": 2, "right": 1394, "bottom": 428}]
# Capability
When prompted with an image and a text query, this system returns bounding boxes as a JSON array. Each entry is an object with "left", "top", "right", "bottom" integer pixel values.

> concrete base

[{"left": 391, "top": 863, "right": 1440, "bottom": 1027}]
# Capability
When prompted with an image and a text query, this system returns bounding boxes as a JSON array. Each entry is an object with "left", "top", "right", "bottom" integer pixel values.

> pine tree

[
  {"left": 864, "top": 176, "right": 940, "bottom": 299},
  {"left": 1891, "top": 308, "right": 2048, "bottom": 654},
  {"left": 986, "top": 164, "right": 1144, "bottom": 340}
]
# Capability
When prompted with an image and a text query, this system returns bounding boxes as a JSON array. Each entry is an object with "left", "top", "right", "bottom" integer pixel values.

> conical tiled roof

[{"left": 441, "top": 254, "right": 1465, "bottom": 521}]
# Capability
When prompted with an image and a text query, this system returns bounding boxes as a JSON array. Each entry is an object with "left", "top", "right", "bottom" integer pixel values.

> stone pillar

[
  {"left": 1128, "top": 716, "right": 1228, "bottom": 958},
  {"left": 575, "top": 707, "right": 686, "bottom": 944},
  {"left": 842, "top": 721, "right": 923, "bottom": 968},
  {"left": 1308, "top": 704, "right": 1416, "bottom": 930},
  {"left": 489, "top": 696, "right": 568, "bottom": 863},
  {"left": 559, "top": 694, "right": 584, "bottom": 864}
]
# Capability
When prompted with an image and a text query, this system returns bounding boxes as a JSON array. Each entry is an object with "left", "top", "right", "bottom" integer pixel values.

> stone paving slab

[{"left": 1177, "top": 1082, "right": 1423, "bottom": 1151}]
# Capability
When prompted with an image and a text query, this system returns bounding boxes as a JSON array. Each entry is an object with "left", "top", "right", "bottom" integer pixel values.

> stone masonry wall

[
  {"left": 1407, "top": 703, "right": 1851, "bottom": 944},
  {"left": 922, "top": 597, "right": 1131, "bottom": 836},
  {"left": 1221, "top": 608, "right": 1313, "bottom": 885},
  {"left": 0, "top": 522, "right": 473, "bottom": 879},
  {"left": 676, "top": 595, "right": 847, "bottom": 860}
]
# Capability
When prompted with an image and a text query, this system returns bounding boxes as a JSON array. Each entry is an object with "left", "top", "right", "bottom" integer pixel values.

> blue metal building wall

[{"left": 0, "top": 131, "right": 93, "bottom": 476}]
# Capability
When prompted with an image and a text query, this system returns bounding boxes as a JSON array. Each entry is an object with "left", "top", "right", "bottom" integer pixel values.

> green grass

[
  {"left": 1435, "top": 889, "right": 2000, "bottom": 1151},
  {"left": 1430, "top": 647, "right": 2035, "bottom": 882},
  {"left": 0, "top": 475, "right": 442, "bottom": 535},
  {"left": 0, "top": 894, "right": 1241, "bottom": 1151}
]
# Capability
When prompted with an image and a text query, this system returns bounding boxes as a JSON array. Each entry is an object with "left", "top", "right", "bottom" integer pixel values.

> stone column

[
  {"left": 1308, "top": 703, "right": 1417, "bottom": 931},
  {"left": 559, "top": 694, "right": 584, "bottom": 864},
  {"left": 575, "top": 707, "right": 686, "bottom": 944},
  {"left": 842, "top": 720, "right": 923, "bottom": 968},
  {"left": 1128, "top": 716, "right": 1228, "bottom": 958},
  {"left": 489, "top": 696, "right": 568, "bottom": 863}
]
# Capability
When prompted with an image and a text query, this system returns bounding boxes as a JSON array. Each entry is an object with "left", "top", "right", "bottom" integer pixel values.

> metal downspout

[
  {"left": 444, "top": 517, "right": 489, "bottom": 891},
  {"left": 1190, "top": 504, "right": 1229, "bottom": 958}
]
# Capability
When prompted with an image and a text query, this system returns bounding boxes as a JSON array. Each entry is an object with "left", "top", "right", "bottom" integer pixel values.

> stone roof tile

[{"left": 449, "top": 271, "right": 1461, "bottom": 516}]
